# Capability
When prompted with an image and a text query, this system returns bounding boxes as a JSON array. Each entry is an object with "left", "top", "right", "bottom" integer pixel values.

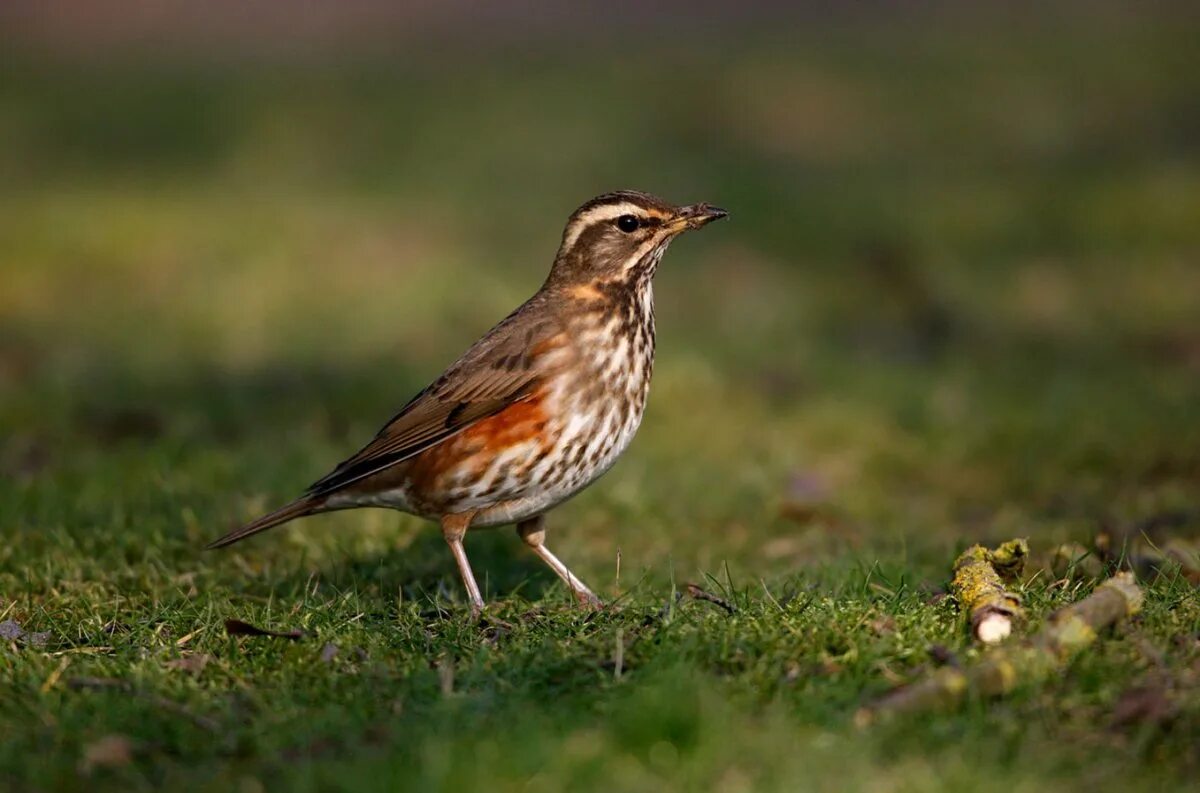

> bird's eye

[{"left": 616, "top": 215, "right": 640, "bottom": 233}]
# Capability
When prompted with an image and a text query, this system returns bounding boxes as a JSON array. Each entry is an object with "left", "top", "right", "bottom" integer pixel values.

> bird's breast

[{"left": 341, "top": 289, "right": 657, "bottom": 525}]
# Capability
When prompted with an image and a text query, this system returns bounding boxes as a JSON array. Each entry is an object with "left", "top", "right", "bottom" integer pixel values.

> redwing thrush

[{"left": 208, "top": 191, "right": 727, "bottom": 615}]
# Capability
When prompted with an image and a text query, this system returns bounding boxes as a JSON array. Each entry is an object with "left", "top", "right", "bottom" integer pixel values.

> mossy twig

[
  {"left": 951, "top": 539, "right": 1028, "bottom": 644},
  {"left": 859, "top": 572, "right": 1143, "bottom": 723}
]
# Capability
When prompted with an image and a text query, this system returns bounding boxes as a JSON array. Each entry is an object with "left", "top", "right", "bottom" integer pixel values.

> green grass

[{"left": 3, "top": 6, "right": 1200, "bottom": 791}]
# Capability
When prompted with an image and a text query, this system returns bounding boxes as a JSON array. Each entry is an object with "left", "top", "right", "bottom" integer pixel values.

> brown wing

[{"left": 305, "top": 297, "right": 561, "bottom": 496}]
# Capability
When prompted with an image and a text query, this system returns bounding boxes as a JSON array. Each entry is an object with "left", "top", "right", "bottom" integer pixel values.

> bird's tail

[{"left": 206, "top": 496, "right": 324, "bottom": 549}]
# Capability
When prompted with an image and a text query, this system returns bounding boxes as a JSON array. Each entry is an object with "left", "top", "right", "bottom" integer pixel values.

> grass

[{"left": 2, "top": 5, "right": 1200, "bottom": 791}]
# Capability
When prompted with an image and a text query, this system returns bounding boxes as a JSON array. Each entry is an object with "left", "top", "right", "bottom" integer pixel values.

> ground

[{"left": 2, "top": 6, "right": 1199, "bottom": 791}]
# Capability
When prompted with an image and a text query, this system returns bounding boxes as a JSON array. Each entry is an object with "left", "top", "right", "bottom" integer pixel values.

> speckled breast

[{"left": 345, "top": 281, "right": 656, "bottom": 527}]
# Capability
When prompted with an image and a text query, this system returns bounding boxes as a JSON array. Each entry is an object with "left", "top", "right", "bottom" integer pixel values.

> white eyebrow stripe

[{"left": 560, "top": 202, "right": 647, "bottom": 251}]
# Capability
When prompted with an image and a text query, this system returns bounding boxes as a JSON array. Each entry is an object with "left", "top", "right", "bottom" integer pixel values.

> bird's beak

[{"left": 664, "top": 203, "right": 729, "bottom": 235}]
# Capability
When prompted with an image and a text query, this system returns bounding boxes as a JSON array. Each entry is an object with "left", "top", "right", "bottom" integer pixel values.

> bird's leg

[
  {"left": 441, "top": 512, "right": 485, "bottom": 619},
  {"left": 517, "top": 516, "right": 602, "bottom": 609}
]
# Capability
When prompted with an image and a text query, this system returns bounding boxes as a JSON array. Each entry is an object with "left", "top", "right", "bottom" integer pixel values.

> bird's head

[{"left": 547, "top": 190, "right": 727, "bottom": 288}]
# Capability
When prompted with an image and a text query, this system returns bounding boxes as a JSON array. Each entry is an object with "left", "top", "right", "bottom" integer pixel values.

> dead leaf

[
  {"left": 1111, "top": 678, "right": 1178, "bottom": 729},
  {"left": 80, "top": 734, "right": 133, "bottom": 774},
  {"left": 780, "top": 502, "right": 843, "bottom": 526},
  {"left": 142, "top": 695, "right": 220, "bottom": 732},
  {"left": 319, "top": 643, "right": 339, "bottom": 663},
  {"left": 1, "top": 434, "right": 51, "bottom": 482},
  {"left": 81, "top": 406, "right": 165, "bottom": 445},
  {"left": 1132, "top": 636, "right": 1167, "bottom": 668},
  {"left": 929, "top": 644, "right": 960, "bottom": 667},
  {"left": 816, "top": 657, "right": 843, "bottom": 676},
  {"left": 280, "top": 736, "right": 341, "bottom": 763},
  {"left": 873, "top": 660, "right": 907, "bottom": 685},
  {"left": 780, "top": 471, "right": 838, "bottom": 525},
  {"left": 786, "top": 471, "right": 831, "bottom": 503},
  {"left": 67, "top": 677, "right": 130, "bottom": 691},
  {"left": 223, "top": 619, "right": 303, "bottom": 640},
  {"left": 165, "top": 654, "right": 211, "bottom": 675},
  {"left": 868, "top": 616, "right": 897, "bottom": 636},
  {"left": 761, "top": 536, "right": 804, "bottom": 561},
  {"left": 67, "top": 677, "right": 216, "bottom": 731}
]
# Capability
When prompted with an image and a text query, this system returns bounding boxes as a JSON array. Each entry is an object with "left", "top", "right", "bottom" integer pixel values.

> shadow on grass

[
  {"left": 296, "top": 526, "right": 560, "bottom": 608},
  {"left": 208, "top": 514, "right": 562, "bottom": 613}
]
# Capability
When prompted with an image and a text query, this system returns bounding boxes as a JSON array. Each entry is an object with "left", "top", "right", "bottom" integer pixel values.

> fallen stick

[
  {"left": 951, "top": 539, "right": 1028, "bottom": 644},
  {"left": 685, "top": 583, "right": 737, "bottom": 615},
  {"left": 859, "top": 572, "right": 1143, "bottom": 723}
]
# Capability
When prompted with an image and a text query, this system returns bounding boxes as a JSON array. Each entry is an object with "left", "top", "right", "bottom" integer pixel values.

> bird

[{"left": 207, "top": 191, "right": 727, "bottom": 616}]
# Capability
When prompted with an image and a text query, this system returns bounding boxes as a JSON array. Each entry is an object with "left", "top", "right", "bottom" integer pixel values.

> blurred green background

[
  {"left": 4, "top": 1, "right": 1197, "bottom": 568},
  {"left": 2, "top": 2, "right": 1199, "bottom": 790}
]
